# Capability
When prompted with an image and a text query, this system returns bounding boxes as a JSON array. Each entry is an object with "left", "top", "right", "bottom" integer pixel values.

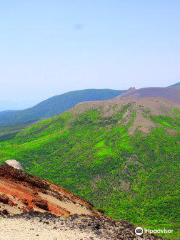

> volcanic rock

[
  {"left": 0, "top": 163, "right": 165, "bottom": 240},
  {"left": 5, "top": 160, "right": 24, "bottom": 170}
]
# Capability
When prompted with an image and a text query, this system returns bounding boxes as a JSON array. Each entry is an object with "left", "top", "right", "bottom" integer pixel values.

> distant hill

[
  {"left": 0, "top": 89, "right": 125, "bottom": 127},
  {"left": 169, "top": 82, "right": 180, "bottom": 87},
  {"left": 0, "top": 100, "right": 38, "bottom": 112}
]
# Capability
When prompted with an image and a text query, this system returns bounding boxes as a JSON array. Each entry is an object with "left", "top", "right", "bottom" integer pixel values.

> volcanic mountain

[
  {"left": 0, "top": 161, "right": 163, "bottom": 240},
  {"left": 0, "top": 88, "right": 179, "bottom": 239},
  {"left": 118, "top": 86, "right": 180, "bottom": 104}
]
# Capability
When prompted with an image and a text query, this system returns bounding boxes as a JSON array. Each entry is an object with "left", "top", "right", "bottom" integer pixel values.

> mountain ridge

[
  {"left": 169, "top": 82, "right": 180, "bottom": 87},
  {"left": 0, "top": 89, "right": 125, "bottom": 128},
  {"left": 116, "top": 86, "right": 180, "bottom": 105}
]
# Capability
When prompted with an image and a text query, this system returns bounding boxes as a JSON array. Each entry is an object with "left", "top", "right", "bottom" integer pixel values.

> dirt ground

[{"left": 0, "top": 217, "right": 104, "bottom": 240}]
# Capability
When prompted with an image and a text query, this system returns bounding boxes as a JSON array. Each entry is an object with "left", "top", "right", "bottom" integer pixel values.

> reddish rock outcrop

[
  {"left": 0, "top": 163, "right": 165, "bottom": 239},
  {"left": 0, "top": 164, "right": 95, "bottom": 217}
]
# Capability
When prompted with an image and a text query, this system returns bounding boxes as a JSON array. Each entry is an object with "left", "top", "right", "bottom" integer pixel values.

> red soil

[{"left": 0, "top": 164, "right": 95, "bottom": 217}]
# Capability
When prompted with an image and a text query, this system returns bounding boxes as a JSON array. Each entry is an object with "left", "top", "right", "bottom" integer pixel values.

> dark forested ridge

[
  {"left": 0, "top": 89, "right": 125, "bottom": 127},
  {"left": 169, "top": 82, "right": 180, "bottom": 87}
]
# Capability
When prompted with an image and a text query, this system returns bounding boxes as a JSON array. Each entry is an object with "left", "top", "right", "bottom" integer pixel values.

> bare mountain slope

[
  {"left": 0, "top": 162, "right": 163, "bottom": 240},
  {"left": 117, "top": 86, "right": 180, "bottom": 104},
  {"left": 70, "top": 93, "right": 180, "bottom": 134},
  {"left": 0, "top": 162, "right": 95, "bottom": 217}
]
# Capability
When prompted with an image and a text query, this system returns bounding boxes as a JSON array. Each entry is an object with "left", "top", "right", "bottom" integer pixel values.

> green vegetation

[
  {"left": 0, "top": 122, "right": 33, "bottom": 142},
  {"left": 0, "top": 89, "right": 125, "bottom": 127},
  {"left": 0, "top": 104, "right": 179, "bottom": 239}
]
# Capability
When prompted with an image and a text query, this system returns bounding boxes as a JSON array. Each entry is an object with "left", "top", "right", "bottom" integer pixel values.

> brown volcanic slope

[
  {"left": 0, "top": 163, "right": 95, "bottom": 217},
  {"left": 0, "top": 163, "right": 164, "bottom": 240},
  {"left": 71, "top": 86, "right": 180, "bottom": 116},
  {"left": 70, "top": 88, "right": 180, "bottom": 134},
  {"left": 117, "top": 86, "right": 180, "bottom": 104}
]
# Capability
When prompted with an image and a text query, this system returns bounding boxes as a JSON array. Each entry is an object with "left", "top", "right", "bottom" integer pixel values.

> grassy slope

[
  {"left": 0, "top": 122, "right": 34, "bottom": 142},
  {"left": 0, "top": 104, "right": 179, "bottom": 239}
]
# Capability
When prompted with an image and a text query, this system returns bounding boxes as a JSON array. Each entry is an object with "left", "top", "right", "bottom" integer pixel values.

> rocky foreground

[
  {"left": 0, "top": 161, "right": 165, "bottom": 240},
  {"left": 0, "top": 212, "right": 164, "bottom": 240}
]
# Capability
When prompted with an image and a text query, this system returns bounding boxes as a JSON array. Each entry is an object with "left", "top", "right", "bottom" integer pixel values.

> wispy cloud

[{"left": 74, "top": 23, "right": 83, "bottom": 31}]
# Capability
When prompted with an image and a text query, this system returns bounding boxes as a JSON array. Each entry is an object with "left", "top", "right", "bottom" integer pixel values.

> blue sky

[{"left": 0, "top": 0, "right": 180, "bottom": 104}]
